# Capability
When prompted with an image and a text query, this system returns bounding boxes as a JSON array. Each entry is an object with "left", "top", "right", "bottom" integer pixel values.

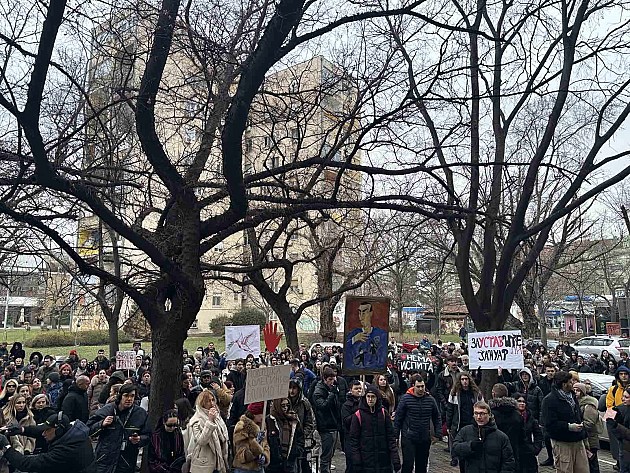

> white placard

[
  {"left": 225, "top": 325, "right": 261, "bottom": 360},
  {"left": 116, "top": 351, "right": 136, "bottom": 371},
  {"left": 468, "top": 330, "right": 524, "bottom": 370},
  {"left": 244, "top": 365, "right": 292, "bottom": 404}
]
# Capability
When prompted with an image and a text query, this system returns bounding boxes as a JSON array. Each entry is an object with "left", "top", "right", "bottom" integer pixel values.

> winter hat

[
  {"left": 365, "top": 384, "right": 381, "bottom": 398},
  {"left": 573, "top": 383, "right": 588, "bottom": 396},
  {"left": 247, "top": 402, "right": 264, "bottom": 415},
  {"left": 289, "top": 377, "right": 303, "bottom": 391},
  {"left": 110, "top": 371, "right": 126, "bottom": 382},
  {"left": 616, "top": 365, "right": 630, "bottom": 376},
  {"left": 69, "top": 350, "right": 78, "bottom": 356},
  {"left": 47, "top": 372, "right": 60, "bottom": 383}
]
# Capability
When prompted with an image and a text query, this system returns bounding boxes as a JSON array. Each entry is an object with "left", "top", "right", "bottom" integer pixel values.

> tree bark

[
  {"left": 278, "top": 312, "right": 299, "bottom": 353},
  {"left": 107, "top": 320, "right": 120, "bottom": 359},
  {"left": 148, "top": 321, "right": 186, "bottom": 427}
]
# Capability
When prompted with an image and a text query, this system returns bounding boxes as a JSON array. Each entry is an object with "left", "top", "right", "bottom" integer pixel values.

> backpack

[{"left": 354, "top": 407, "right": 386, "bottom": 425}]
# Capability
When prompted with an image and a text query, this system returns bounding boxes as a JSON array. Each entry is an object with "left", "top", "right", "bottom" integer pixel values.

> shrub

[
  {"left": 25, "top": 330, "right": 132, "bottom": 348},
  {"left": 232, "top": 308, "right": 266, "bottom": 327},
  {"left": 209, "top": 316, "right": 232, "bottom": 335}
]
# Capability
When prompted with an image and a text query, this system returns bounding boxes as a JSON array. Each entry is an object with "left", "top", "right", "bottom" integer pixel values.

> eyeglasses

[{"left": 473, "top": 412, "right": 489, "bottom": 417}]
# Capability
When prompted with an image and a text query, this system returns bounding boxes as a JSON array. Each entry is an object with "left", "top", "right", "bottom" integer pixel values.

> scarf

[{"left": 557, "top": 388, "right": 575, "bottom": 408}]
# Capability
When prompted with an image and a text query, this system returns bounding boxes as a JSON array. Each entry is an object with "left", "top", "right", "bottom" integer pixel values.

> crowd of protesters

[{"left": 0, "top": 333, "right": 629, "bottom": 473}]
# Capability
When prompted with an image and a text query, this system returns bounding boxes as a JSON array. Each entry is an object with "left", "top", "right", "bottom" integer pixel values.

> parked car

[
  {"left": 308, "top": 342, "right": 343, "bottom": 354},
  {"left": 571, "top": 335, "right": 625, "bottom": 359}
]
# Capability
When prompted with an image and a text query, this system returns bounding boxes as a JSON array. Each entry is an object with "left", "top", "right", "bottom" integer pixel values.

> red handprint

[{"left": 263, "top": 321, "right": 283, "bottom": 353}]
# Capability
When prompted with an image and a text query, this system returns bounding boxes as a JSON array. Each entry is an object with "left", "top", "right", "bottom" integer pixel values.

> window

[
  {"left": 592, "top": 338, "right": 611, "bottom": 346},
  {"left": 212, "top": 294, "right": 222, "bottom": 306},
  {"left": 245, "top": 138, "right": 253, "bottom": 153},
  {"left": 291, "top": 127, "right": 299, "bottom": 142},
  {"left": 244, "top": 162, "right": 253, "bottom": 175},
  {"left": 574, "top": 339, "right": 593, "bottom": 346},
  {"left": 267, "top": 156, "right": 280, "bottom": 168},
  {"left": 190, "top": 319, "right": 198, "bottom": 329},
  {"left": 264, "top": 136, "right": 271, "bottom": 147},
  {"left": 213, "top": 242, "right": 224, "bottom": 252}
]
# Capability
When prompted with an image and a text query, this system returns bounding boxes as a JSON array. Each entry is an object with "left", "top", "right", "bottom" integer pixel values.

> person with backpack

[
  {"left": 348, "top": 385, "right": 400, "bottom": 473},
  {"left": 341, "top": 381, "right": 364, "bottom": 473},
  {"left": 574, "top": 382, "right": 602, "bottom": 473},
  {"left": 607, "top": 365, "right": 630, "bottom": 469}
]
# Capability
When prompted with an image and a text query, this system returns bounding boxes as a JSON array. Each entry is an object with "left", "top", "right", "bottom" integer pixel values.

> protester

[
  {"left": 447, "top": 371, "right": 483, "bottom": 469},
  {"left": 489, "top": 383, "right": 526, "bottom": 470},
  {"left": 513, "top": 392, "right": 543, "bottom": 473},
  {"left": 606, "top": 387, "right": 630, "bottom": 473},
  {"left": 88, "top": 383, "right": 151, "bottom": 473},
  {"left": 61, "top": 375, "right": 90, "bottom": 422},
  {"left": 233, "top": 402, "right": 271, "bottom": 473},
  {"left": 0, "top": 412, "right": 94, "bottom": 473},
  {"left": 312, "top": 367, "right": 341, "bottom": 473},
  {"left": 540, "top": 370, "right": 589, "bottom": 473},
  {"left": 348, "top": 385, "right": 400, "bottom": 473},
  {"left": 394, "top": 374, "right": 441, "bottom": 473},
  {"left": 185, "top": 389, "right": 230, "bottom": 473},
  {"left": 266, "top": 398, "right": 304, "bottom": 473},
  {"left": 573, "top": 382, "right": 603, "bottom": 473},
  {"left": 452, "top": 400, "right": 516, "bottom": 473}
]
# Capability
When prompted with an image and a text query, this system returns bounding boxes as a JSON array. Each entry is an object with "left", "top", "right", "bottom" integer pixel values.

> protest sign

[
  {"left": 116, "top": 351, "right": 136, "bottom": 370},
  {"left": 244, "top": 365, "right": 292, "bottom": 404},
  {"left": 396, "top": 353, "right": 433, "bottom": 372},
  {"left": 467, "top": 330, "right": 524, "bottom": 370},
  {"left": 225, "top": 325, "right": 261, "bottom": 360}
]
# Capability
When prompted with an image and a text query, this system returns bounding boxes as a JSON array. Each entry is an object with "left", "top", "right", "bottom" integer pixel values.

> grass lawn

[{"left": 0, "top": 327, "right": 461, "bottom": 361}]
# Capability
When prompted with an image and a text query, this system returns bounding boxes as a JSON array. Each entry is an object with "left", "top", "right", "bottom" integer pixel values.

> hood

[
  {"left": 488, "top": 396, "right": 519, "bottom": 411},
  {"left": 616, "top": 365, "right": 630, "bottom": 382},
  {"left": 238, "top": 414, "right": 261, "bottom": 438},
  {"left": 477, "top": 418, "right": 498, "bottom": 437},
  {"left": 110, "top": 370, "right": 126, "bottom": 382},
  {"left": 519, "top": 367, "right": 535, "bottom": 387},
  {"left": 358, "top": 385, "right": 383, "bottom": 412},
  {"left": 578, "top": 395, "right": 598, "bottom": 409}
]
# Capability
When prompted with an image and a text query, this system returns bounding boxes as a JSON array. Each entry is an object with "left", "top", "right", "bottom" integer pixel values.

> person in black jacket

[
  {"left": 341, "top": 381, "right": 363, "bottom": 473},
  {"left": 61, "top": 375, "right": 90, "bottom": 423},
  {"left": 498, "top": 367, "right": 545, "bottom": 421},
  {"left": 348, "top": 385, "right": 400, "bottom": 473},
  {"left": 227, "top": 360, "right": 246, "bottom": 392},
  {"left": 30, "top": 394, "right": 57, "bottom": 454},
  {"left": 393, "top": 374, "right": 441, "bottom": 473},
  {"left": 87, "top": 383, "right": 151, "bottom": 473},
  {"left": 513, "top": 392, "right": 543, "bottom": 473},
  {"left": 148, "top": 409, "right": 185, "bottom": 473},
  {"left": 537, "top": 363, "right": 556, "bottom": 467},
  {"left": 540, "top": 370, "right": 589, "bottom": 473},
  {"left": 0, "top": 412, "right": 94, "bottom": 473},
  {"left": 312, "top": 367, "right": 341, "bottom": 473},
  {"left": 452, "top": 401, "right": 516, "bottom": 473},
  {"left": 488, "top": 384, "right": 526, "bottom": 471}
]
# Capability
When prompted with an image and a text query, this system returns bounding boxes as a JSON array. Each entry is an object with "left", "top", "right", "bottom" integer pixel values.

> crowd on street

[{"left": 0, "top": 333, "right": 630, "bottom": 473}]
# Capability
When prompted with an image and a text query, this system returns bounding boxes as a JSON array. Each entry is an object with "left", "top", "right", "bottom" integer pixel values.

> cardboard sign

[
  {"left": 343, "top": 296, "right": 390, "bottom": 375},
  {"left": 607, "top": 323, "right": 621, "bottom": 336},
  {"left": 116, "top": 351, "right": 136, "bottom": 371},
  {"left": 244, "top": 365, "right": 292, "bottom": 404},
  {"left": 225, "top": 325, "right": 261, "bottom": 360},
  {"left": 396, "top": 353, "right": 434, "bottom": 372},
  {"left": 467, "top": 330, "right": 524, "bottom": 370}
]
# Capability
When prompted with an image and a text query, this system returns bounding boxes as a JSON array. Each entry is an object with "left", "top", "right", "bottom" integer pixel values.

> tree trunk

[
  {"left": 522, "top": 304, "right": 538, "bottom": 339},
  {"left": 397, "top": 304, "right": 403, "bottom": 341},
  {"left": 108, "top": 319, "right": 120, "bottom": 359},
  {"left": 148, "top": 322, "right": 186, "bottom": 428},
  {"left": 278, "top": 313, "right": 299, "bottom": 353},
  {"left": 319, "top": 297, "right": 337, "bottom": 342}
]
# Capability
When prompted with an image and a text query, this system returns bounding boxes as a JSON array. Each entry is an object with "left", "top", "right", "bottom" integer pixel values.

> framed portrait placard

[{"left": 342, "top": 296, "right": 390, "bottom": 375}]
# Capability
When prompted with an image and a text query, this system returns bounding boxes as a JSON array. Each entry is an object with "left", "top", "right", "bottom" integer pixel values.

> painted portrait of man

[{"left": 344, "top": 297, "right": 390, "bottom": 374}]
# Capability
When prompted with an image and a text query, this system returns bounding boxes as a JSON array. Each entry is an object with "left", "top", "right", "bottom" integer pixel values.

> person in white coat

[{"left": 185, "top": 389, "right": 230, "bottom": 473}]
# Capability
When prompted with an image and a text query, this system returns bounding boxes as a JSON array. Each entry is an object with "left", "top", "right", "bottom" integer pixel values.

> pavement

[{"left": 329, "top": 440, "right": 619, "bottom": 472}]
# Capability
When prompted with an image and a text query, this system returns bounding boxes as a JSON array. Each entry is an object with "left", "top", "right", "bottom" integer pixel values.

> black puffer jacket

[
  {"left": 501, "top": 368, "right": 545, "bottom": 420},
  {"left": 488, "top": 397, "right": 525, "bottom": 466},
  {"left": 5, "top": 420, "right": 94, "bottom": 473},
  {"left": 393, "top": 388, "right": 441, "bottom": 442},
  {"left": 312, "top": 380, "right": 341, "bottom": 433},
  {"left": 453, "top": 420, "right": 516, "bottom": 473},
  {"left": 348, "top": 390, "right": 400, "bottom": 473},
  {"left": 87, "top": 402, "right": 151, "bottom": 473},
  {"left": 61, "top": 383, "right": 89, "bottom": 423},
  {"left": 540, "top": 387, "right": 587, "bottom": 443}
]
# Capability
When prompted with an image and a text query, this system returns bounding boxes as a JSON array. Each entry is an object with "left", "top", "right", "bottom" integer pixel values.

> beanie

[
  {"left": 247, "top": 402, "right": 264, "bottom": 415},
  {"left": 47, "top": 372, "right": 60, "bottom": 383},
  {"left": 573, "top": 382, "right": 587, "bottom": 396}
]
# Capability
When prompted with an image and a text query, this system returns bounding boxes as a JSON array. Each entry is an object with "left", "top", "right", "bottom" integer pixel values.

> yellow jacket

[{"left": 606, "top": 382, "right": 626, "bottom": 408}]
